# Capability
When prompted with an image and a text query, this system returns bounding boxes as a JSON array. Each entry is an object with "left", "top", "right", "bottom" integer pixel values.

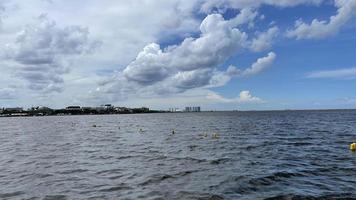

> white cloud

[
  {"left": 0, "top": 88, "right": 16, "bottom": 99},
  {"left": 242, "top": 52, "right": 276, "bottom": 76},
  {"left": 88, "top": 9, "right": 279, "bottom": 106},
  {"left": 206, "top": 90, "right": 264, "bottom": 103},
  {"left": 0, "top": 0, "right": 203, "bottom": 105},
  {"left": 2, "top": 15, "right": 100, "bottom": 93},
  {"left": 287, "top": 0, "right": 356, "bottom": 39},
  {"left": 250, "top": 26, "right": 279, "bottom": 52},
  {"left": 307, "top": 67, "right": 356, "bottom": 79},
  {"left": 200, "top": 0, "right": 323, "bottom": 13},
  {"left": 208, "top": 52, "right": 276, "bottom": 87},
  {"left": 94, "top": 12, "right": 254, "bottom": 101},
  {"left": 238, "top": 90, "right": 263, "bottom": 103},
  {"left": 122, "top": 13, "right": 249, "bottom": 86}
]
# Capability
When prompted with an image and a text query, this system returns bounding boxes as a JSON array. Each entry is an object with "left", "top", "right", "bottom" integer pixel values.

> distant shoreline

[{"left": 1, "top": 108, "right": 355, "bottom": 118}]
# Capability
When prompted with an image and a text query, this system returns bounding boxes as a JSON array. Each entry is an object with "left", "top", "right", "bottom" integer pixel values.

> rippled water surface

[{"left": 1, "top": 111, "right": 356, "bottom": 200}]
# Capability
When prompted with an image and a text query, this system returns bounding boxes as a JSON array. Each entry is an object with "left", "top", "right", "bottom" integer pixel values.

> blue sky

[
  {"left": 215, "top": 11, "right": 356, "bottom": 110},
  {"left": 0, "top": 0, "right": 355, "bottom": 110}
]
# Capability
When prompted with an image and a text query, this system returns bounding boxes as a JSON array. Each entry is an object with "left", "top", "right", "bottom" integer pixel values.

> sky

[{"left": 0, "top": 0, "right": 355, "bottom": 110}]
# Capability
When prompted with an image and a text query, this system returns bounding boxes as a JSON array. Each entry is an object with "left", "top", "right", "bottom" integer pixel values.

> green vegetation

[{"left": 0, "top": 105, "right": 160, "bottom": 117}]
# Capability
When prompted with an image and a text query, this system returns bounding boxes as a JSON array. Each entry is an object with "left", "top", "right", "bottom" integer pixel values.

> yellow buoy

[{"left": 350, "top": 142, "right": 356, "bottom": 151}]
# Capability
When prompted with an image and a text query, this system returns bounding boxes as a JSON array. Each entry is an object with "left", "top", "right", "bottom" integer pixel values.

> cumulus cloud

[
  {"left": 307, "top": 67, "right": 356, "bottom": 79},
  {"left": 211, "top": 51, "right": 276, "bottom": 86},
  {"left": 241, "top": 52, "right": 276, "bottom": 76},
  {"left": 200, "top": 0, "right": 323, "bottom": 13},
  {"left": 107, "top": 13, "right": 248, "bottom": 92},
  {"left": 250, "top": 26, "right": 279, "bottom": 52},
  {"left": 122, "top": 13, "right": 249, "bottom": 85},
  {"left": 3, "top": 15, "right": 100, "bottom": 92},
  {"left": 206, "top": 90, "right": 263, "bottom": 103},
  {"left": 238, "top": 90, "right": 263, "bottom": 102},
  {"left": 287, "top": 0, "right": 356, "bottom": 39},
  {"left": 92, "top": 11, "right": 278, "bottom": 103}
]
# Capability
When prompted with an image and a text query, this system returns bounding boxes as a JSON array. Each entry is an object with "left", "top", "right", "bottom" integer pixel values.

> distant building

[
  {"left": 66, "top": 106, "right": 81, "bottom": 111},
  {"left": 169, "top": 108, "right": 180, "bottom": 112},
  {"left": 193, "top": 106, "right": 201, "bottom": 112},
  {"left": 65, "top": 106, "right": 82, "bottom": 115},
  {"left": 5, "top": 107, "right": 24, "bottom": 113},
  {"left": 102, "top": 104, "right": 114, "bottom": 110},
  {"left": 184, "top": 106, "right": 201, "bottom": 112},
  {"left": 81, "top": 107, "right": 92, "bottom": 111},
  {"left": 0, "top": 107, "right": 26, "bottom": 116}
]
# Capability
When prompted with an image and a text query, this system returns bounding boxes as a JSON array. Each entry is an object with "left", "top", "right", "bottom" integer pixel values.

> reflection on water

[{"left": 0, "top": 111, "right": 355, "bottom": 199}]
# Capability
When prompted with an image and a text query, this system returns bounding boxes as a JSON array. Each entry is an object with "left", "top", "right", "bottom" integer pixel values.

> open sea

[{"left": 0, "top": 111, "right": 355, "bottom": 200}]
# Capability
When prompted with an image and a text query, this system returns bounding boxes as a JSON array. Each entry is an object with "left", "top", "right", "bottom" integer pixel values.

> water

[{"left": 0, "top": 111, "right": 355, "bottom": 200}]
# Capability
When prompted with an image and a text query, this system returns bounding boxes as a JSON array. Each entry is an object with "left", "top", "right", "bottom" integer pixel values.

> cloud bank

[
  {"left": 307, "top": 67, "right": 356, "bottom": 79},
  {"left": 92, "top": 11, "right": 277, "bottom": 103},
  {"left": 2, "top": 15, "right": 100, "bottom": 93},
  {"left": 287, "top": 0, "right": 356, "bottom": 39}
]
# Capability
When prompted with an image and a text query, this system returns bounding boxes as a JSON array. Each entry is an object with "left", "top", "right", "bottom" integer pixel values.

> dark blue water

[{"left": 0, "top": 111, "right": 355, "bottom": 200}]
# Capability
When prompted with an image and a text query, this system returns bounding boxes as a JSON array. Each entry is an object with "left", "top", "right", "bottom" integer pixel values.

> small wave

[
  {"left": 285, "top": 142, "right": 314, "bottom": 146},
  {"left": 108, "top": 175, "right": 125, "bottom": 180},
  {"left": 301, "top": 166, "right": 356, "bottom": 176},
  {"left": 217, "top": 172, "right": 304, "bottom": 194},
  {"left": 99, "top": 184, "right": 132, "bottom": 192},
  {"left": 209, "top": 158, "right": 231, "bottom": 165},
  {"left": 173, "top": 170, "right": 198, "bottom": 177},
  {"left": 139, "top": 170, "right": 197, "bottom": 186},
  {"left": 95, "top": 168, "right": 122, "bottom": 175},
  {"left": 43, "top": 195, "right": 67, "bottom": 200},
  {"left": 139, "top": 174, "right": 174, "bottom": 186},
  {"left": 310, "top": 129, "right": 332, "bottom": 134},
  {"left": 58, "top": 169, "right": 88, "bottom": 175},
  {"left": 173, "top": 191, "right": 224, "bottom": 200},
  {"left": 0, "top": 191, "right": 24, "bottom": 198},
  {"left": 169, "top": 156, "right": 207, "bottom": 163},
  {"left": 36, "top": 173, "right": 53, "bottom": 178},
  {"left": 264, "top": 193, "right": 356, "bottom": 200},
  {"left": 248, "top": 172, "right": 304, "bottom": 186}
]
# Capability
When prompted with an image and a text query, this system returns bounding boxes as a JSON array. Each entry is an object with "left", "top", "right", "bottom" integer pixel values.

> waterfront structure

[
  {"left": 66, "top": 106, "right": 81, "bottom": 111},
  {"left": 169, "top": 108, "right": 181, "bottom": 112},
  {"left": 4, "top": 107, "right": 24, "bottom": 113},
  {"left": 184, "top": 106, "right": 201, "bottom": 112}
]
